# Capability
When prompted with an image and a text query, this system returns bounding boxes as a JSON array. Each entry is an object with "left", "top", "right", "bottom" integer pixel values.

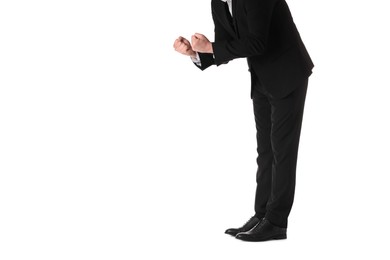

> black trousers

[{"left": 251, "top": 74, "right": 308, "bottom": 228}]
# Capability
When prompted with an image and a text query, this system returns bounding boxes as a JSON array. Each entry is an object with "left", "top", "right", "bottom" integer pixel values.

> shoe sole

[
  {"left": 236, "top": 233, "right": 287, "bottom": 242},
  {"left": 225, "top": 232, "right": 239, "bottom": 237}
]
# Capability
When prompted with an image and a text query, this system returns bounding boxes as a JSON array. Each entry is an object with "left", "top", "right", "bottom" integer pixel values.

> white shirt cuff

[{"left": 191, "top": 52, "right": 202, "bottom": 66}]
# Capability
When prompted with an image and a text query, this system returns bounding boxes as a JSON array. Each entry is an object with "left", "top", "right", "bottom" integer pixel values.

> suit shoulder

[
  {"left": 211, "top": 0, "right": 221, "bottom": 7},
  {"left": 244, "top": 0, "right": 281, "bottom": 8},
  {"left": 211, "top": 0, "right": 224, "bottom": 12}
]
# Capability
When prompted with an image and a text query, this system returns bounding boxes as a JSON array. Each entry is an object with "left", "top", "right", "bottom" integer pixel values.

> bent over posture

[{"left": 173, "top": 0, "right": 314, "bottom": 242}]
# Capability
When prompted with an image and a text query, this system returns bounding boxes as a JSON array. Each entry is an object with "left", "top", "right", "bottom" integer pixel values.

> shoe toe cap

[
  {"left": 235, "top": 232, "right": 249, "bottom": 240},
  {"left": 225, "top": 228, "right": 238, "bottom": 235}
]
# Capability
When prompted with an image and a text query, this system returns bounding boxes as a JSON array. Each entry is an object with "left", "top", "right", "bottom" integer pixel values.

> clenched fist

[
  {"left": 191, "top": 33, "right": 213, "bottom": 54},
  {"left": 173, "top": 36, "right": 197, "bottom": 59}
]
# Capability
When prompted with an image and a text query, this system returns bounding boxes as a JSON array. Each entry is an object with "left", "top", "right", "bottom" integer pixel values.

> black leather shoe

[
  {"left": 225, "top": 216, "right": 261, "bottom": 236},
  {"left": 235, "top": 218, "right": 287, "bottom": 242}
]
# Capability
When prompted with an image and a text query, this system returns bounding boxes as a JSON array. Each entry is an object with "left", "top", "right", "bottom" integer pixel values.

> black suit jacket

[{"left": 197, "top": 0, "right": 314, "bottom": 98}]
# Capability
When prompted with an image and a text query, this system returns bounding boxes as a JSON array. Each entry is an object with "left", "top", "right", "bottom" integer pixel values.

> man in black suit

[{"left": 173, "top": 0, "right": 314, "bottom": 242}]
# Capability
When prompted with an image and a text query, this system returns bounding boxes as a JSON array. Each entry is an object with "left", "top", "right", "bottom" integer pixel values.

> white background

[{"left": 1, "top": 0, "right": 390, "bottom": 259}]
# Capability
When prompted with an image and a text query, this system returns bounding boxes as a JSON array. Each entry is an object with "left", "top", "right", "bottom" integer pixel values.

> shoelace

[
  {"left": 251, "top": 218, "right": 267, "bottom": 232},
  {"left": 241, "top": 216, "right": 259, "bottom": 228}
]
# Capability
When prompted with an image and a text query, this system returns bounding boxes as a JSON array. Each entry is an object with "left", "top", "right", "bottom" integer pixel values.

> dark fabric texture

[
  {"left": 193, "top": 0, "right": 313, "bottom": 229},
  {"left": 252, "top": 74, "right": 308, "bottom": 228},
  {"left": 195, "top": 0, "right": 314, "bottom": 99}
]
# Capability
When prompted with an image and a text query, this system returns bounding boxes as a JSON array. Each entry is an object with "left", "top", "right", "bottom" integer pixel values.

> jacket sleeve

[
  {"left": 212, "top": 0, "right": 276, "bottom": 65},
  {"left": 194, "top": 1, "right": 236, "bottom": 70},
  {"left": 193, "top": 52, "right": 215, "bottom": 71}
]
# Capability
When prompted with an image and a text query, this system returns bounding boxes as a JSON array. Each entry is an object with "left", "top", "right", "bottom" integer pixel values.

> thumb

[
  {"left": 191, "top": 35, "right": 198, "bottom": 44},
  {"left": 194, "top": 33, "right": 205, "bottom": 39},
  {"left": 182, "top": 37, "right": 191, "bottom": 46}
]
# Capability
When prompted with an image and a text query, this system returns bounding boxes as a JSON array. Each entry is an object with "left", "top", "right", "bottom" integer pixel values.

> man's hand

[
  {"left": 173, "top": 36, "right": 197, "bottom": 59},
  {"left": 191, "top": 33, "right": 213, "bottom": 54}
]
